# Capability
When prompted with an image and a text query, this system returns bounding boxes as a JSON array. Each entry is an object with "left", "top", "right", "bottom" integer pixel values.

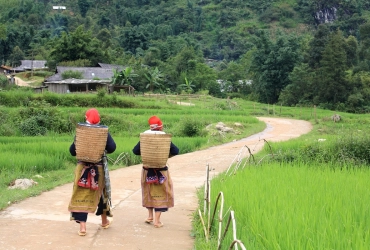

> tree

[
  {"left": 315, "top": 29, "right": 349, "bottom": 105},
  {"left": 218, "top": 61, "right": 245, "bottom": 92},
  {"left": 345, "top": 35, "right": 359, "bottom": 68},
  {"left": 50, "top": 25, "right": 105, "bottom": 65},
  {"left": 144, "top": 67, "right": 163, "bottom": 92},
  {"left": 78, "top": 0, "right": 90, "bottom": 18},
  {"left": 112, "top": 67, "right": 138, "bottom": 86},
  {"left": 250, "top": 30, "right": 302, "bottom": 104},
  {"left": 178, "top": 76, "right": 195, "bottom": 93},
  {"left": 279, "top": 63, "right": 316, "bottom": 106},
  {"left": 307, "top": 24, "right": 330, "bottom": 69},
  {"left": 358, "top": 23, "right": 370, "bottom": 62},
  {"left": 10, "top": 46, "right": 25, "bottom": 67},
  {"left": 0, "top": 24, "right": 7, "bottom": 41},
  {"left": 119, "top": 26, "right": 149, "bottom": 54}
]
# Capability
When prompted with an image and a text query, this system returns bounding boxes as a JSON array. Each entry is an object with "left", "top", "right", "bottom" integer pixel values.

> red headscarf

[
  {"left": 148, "top": 116, "right": 163, "bottom": 130},
  {"left": 85, "top": 108, "right": 100, "bottom": 125}
]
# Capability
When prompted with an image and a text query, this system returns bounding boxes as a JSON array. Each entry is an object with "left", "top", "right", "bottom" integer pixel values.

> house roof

[
  {"left": 45, "top": 79, "right": 111, "bottom": 84},
  {"left": 45, "top": 66, "right": 117, "bottom": 82},
  {"left": 98, "top": 63, "right": 125, "bottom": 71},
  {"left": 0, "top": 65, "right": 12, "bottom": 70},
  {"left": 12, "top": 60, "right": 47, "bottom": 71}
]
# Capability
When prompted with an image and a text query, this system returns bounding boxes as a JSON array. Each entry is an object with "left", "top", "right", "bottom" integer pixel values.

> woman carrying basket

[
  {"left": 68, "top": 108, "right": 116, "bottom": 236},
  {"left": 132, "top": 116, "right": 179, "bottom": 228}
]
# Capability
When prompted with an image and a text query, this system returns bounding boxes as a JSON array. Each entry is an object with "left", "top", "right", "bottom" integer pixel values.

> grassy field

[
  {"left": 193, "top": 109, "right": 370, "bottom": 249},
  {"left": 0, "top": 96, "right": 268, "bottom": 210},
  {"left": 2, "top": 93, "right": 369, "bottom": 249}
]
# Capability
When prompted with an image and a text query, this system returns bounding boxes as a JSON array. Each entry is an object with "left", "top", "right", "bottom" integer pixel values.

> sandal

[
  {"left": 145, "top": 218, "right": 153, "bottom": 224},
  {"left": 101, "top": 220, "right": 111, "bottom": 229},
  {"left": 78, "top": 230, "right": 86, "bottom": 236},
  {"left": 154, "top": 222, "right": 163, "bottom": 228}
]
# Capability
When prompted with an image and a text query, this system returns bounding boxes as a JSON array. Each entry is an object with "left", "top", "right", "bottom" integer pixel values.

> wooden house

[
  {"left": 43, "top": 64, "right": 135, "bottom": 94},
  {"left": 12, "top": 60, "right": 48, "bottom": 72},
  {"left": 0, "top": 65, "right": 12, "bottom": 74}
]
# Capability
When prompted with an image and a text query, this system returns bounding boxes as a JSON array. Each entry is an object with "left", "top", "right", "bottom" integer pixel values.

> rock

[
  {"left": 221, "top": 127, "right": 234, "bottom": 133},
  {"left": 8, "top": 179, "right": 38, "bottom": 190},
  {"left": 332, "top": 114, "right": 341, "bottom": 122}
]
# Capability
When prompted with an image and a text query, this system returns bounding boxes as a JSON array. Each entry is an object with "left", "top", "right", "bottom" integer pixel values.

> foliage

[
  {"left": 112, "top": 67, "right": 138, "bottom": 86},
  {"left": 144, "top": 67, "right": 163, "bottom": 92},
  {"left": 178, "top": 117, "right": 207, "bottom": 137},
  {"left": 61, "top": 70, "right": 83, "bottom": 80},
  {"left": 178, "top": 76, "right": 195, "bottom": 94},
  {"left": 0, "top": 75, "right": 7, "bottom": 88},
  {"left": 50, "top": 25, "right": 105, "bottom": 66},
  {"left": 250, "top": 30, "right": 302, "bottom": 104},
  {"left": 0, "top": 0, "right": 370, "bottom": 111},
  {"left": 314, "top": 29, "right": 349, "bottom": 105}
]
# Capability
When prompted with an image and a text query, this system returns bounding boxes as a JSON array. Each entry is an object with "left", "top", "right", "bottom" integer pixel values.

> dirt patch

[
  {"left": 176, "top": 101, "right": 195, "bottom": 106},
  {"left": 7, "top": 76, "right": 35, "bottom": 87}
]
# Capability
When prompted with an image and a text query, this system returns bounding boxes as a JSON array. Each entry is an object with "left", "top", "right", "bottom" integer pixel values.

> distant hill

[
  {"left": 0, "top": 0, "right": 369, "bottom": 64},
  {"left": 1, "top": 0, "right": 370, "bottom": 112}
]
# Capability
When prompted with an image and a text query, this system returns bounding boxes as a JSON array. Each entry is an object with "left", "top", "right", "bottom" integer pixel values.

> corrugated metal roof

[
  {"left": 98, "top": 63, "right": 125, "bottom": 71},
  {"left": 12, "top": 60, "right": 47, "bottom": 71},
  {"left": 45, "top": 79, "right": 111, "bottom": 84},
  {"left": 45, "top": 66, "right": 115, "bottom": 82}
]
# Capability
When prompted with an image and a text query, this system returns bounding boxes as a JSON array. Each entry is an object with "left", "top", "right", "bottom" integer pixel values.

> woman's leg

[
  {"left": 72, "top": 212, "right": 88, "bottom": 235},
  {"left": 154, "top": 211, "right": 162, "bottom": 227},
  {"left": 96, "top": 197, "right": 110, "bottom": 227},
  {"left": 145, "top": 207, "right": 154, "bottom": 223},
  {"left": 101, "top": 213, "right": 110, "bottom": 227},
  {"left": 153, "top": 208, "right": 167, "bottom": 227}
]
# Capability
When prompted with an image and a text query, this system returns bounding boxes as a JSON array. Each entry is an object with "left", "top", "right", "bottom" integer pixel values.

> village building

[
  {"left": 43, "top": 63, "right": 135, "bottom": 95},
  {"left": 11, "top": 60, "right": 48, "bottom": 73}
]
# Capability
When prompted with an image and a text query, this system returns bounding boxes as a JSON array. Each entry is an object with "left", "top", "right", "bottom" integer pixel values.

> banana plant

[
  {"left": 144, "top": 67, "right": 163, "bottom": 92},
  {"left": 112, "top": 66, "right": 138, "bottom": 86}
]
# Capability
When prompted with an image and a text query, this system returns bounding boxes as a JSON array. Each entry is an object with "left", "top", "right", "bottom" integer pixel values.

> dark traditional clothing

[{"left": 68, "top": 125, "right": 116, "bottom": 223}]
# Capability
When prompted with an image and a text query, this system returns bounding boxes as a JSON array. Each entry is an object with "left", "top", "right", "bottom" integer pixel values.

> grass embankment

[{"left": 193, "top": 111, "right": 370, "bottom": 249}]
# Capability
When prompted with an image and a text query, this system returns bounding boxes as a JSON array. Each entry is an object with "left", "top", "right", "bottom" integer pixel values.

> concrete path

[{"left": 0, "top": 117, "right": 312, "bottom": 250}]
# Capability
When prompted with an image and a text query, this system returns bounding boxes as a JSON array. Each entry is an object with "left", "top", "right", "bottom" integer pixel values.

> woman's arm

[
  {"left": 105, "top": 133, "right": 116, "bottom": 154},
  {"left": 132, "top": 141, "right": 141, "bottom": 155}
]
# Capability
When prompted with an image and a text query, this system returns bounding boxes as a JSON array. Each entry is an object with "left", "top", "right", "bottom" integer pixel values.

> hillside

[{"left": 1, "top": 0, "right": 370, "bottom": 112}]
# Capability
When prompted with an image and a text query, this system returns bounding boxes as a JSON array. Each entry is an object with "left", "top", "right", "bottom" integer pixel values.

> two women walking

[{"left": 67, "top": 109, "right": 179, "bottom": 235}]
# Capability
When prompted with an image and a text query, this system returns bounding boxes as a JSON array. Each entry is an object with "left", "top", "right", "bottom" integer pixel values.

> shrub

[
  {"left": 19, "top": 115, "right": 48, "bottom": 136},
  {"left": 0, "top": 75, "right": 8, "bottom": 88},
  {"left": 61, "top": 70, "right": 83, "bottom": 80},
  {"left": 179, "top": 117, "right": 207, "bottom": 137}
]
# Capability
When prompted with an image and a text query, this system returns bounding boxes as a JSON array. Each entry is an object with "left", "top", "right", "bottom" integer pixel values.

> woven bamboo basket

[
  {"left": 75, "top": 123, "right": 108, "bottom": 163},
  {"left": 140, "top": 133, "right": 172, "bottom": 168}
]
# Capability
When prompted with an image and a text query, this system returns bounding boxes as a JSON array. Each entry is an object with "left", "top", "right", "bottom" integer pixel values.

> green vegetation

[
  {"left": 1, "top": 0, "right": 370, "bottom": 111},
  {"left": 199, "top": 163, "right": 370, "bottom": 249},
  {"left": 0, "top": 92, "right": 267, "bottom": 210},
  {"left": 61, "top": 70, "right": 83, "bottom": 80},
  {"left": 2, "top": 89, "right": 370, "bottom": 248},
  {"left": 193, "top": 110, "right": 370, "bottom": 249}
]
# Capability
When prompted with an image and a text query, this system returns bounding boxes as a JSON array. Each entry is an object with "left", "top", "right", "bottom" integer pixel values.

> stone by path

[{"left": 0, "top": 117, "right": 312, "bottom": 250}]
